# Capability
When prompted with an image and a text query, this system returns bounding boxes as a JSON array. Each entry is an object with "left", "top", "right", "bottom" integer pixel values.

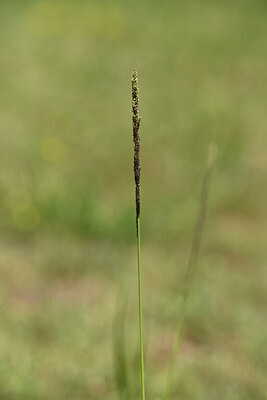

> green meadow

[{"left": 0, "top": 0, "right": 266, "bottom": 399}]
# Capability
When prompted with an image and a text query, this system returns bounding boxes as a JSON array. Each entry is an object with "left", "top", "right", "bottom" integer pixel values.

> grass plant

[
  {"left": 130, "top": 70, "right": 216, "bottom": 400},
  {"left": 132, "top": 69, "right": 146, "bottom": 400}
]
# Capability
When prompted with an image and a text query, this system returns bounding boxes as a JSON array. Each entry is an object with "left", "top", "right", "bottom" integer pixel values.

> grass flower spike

[{"left": 132, "top": 68, "right": 141, "bottom": 227}]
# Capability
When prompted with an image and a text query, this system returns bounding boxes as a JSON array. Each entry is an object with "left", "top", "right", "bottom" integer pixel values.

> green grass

[{"left": 0, "top": 0, "right": 267, "bottom": 399}]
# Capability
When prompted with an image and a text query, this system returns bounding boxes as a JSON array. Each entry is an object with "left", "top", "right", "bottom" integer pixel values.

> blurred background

[{"left": 0, "top": 0, "right": 266, "bottom": 399}]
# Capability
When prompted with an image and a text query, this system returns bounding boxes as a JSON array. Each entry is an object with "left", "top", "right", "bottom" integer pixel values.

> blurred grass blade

[
  {"left": 113, "top": 292, "right": 130, "bottom": 400},
  {"left": 165, "top": 143, "right": 217, "bottom": 399}
]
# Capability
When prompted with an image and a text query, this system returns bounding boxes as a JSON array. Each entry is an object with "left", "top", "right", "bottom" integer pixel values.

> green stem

[{"left": 137, "top": 217, "right": 145, "bottom": 400}]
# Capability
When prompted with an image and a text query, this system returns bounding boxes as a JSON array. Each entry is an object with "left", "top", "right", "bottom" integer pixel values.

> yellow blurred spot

[
  {"left": 42, "top": 137, "right": 68, "bottom": 163},
  {"left": 12, "top": 203, "right": 41, "bottom": 232},
  {"left": 25, "top": 1, "right": 125, "bottom": 40}
]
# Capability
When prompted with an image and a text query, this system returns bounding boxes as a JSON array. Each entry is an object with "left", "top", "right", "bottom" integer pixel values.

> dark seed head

[{"left": 132, "top": 69, "right": 141, "bottom": 223}]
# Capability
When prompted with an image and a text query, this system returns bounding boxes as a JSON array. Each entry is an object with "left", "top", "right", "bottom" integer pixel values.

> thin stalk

[
  {"left": 132, "top": 69, "right": 146, "bottom": 400},
  {"left": 165, "top": 143, "right": 217, "bottom": 399},
  {"left": 137, "top": 217, "right": 145, "bottom": 400}
]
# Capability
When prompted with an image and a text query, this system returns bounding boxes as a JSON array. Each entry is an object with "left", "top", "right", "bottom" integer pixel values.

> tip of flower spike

[{"left": 132, "top": 68, "right": 138, "bottom": 81}]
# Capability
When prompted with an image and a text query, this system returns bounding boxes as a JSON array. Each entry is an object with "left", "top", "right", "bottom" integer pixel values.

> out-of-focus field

[{"left": 0, "top": 1, "right": 266, "bottom": 399}]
